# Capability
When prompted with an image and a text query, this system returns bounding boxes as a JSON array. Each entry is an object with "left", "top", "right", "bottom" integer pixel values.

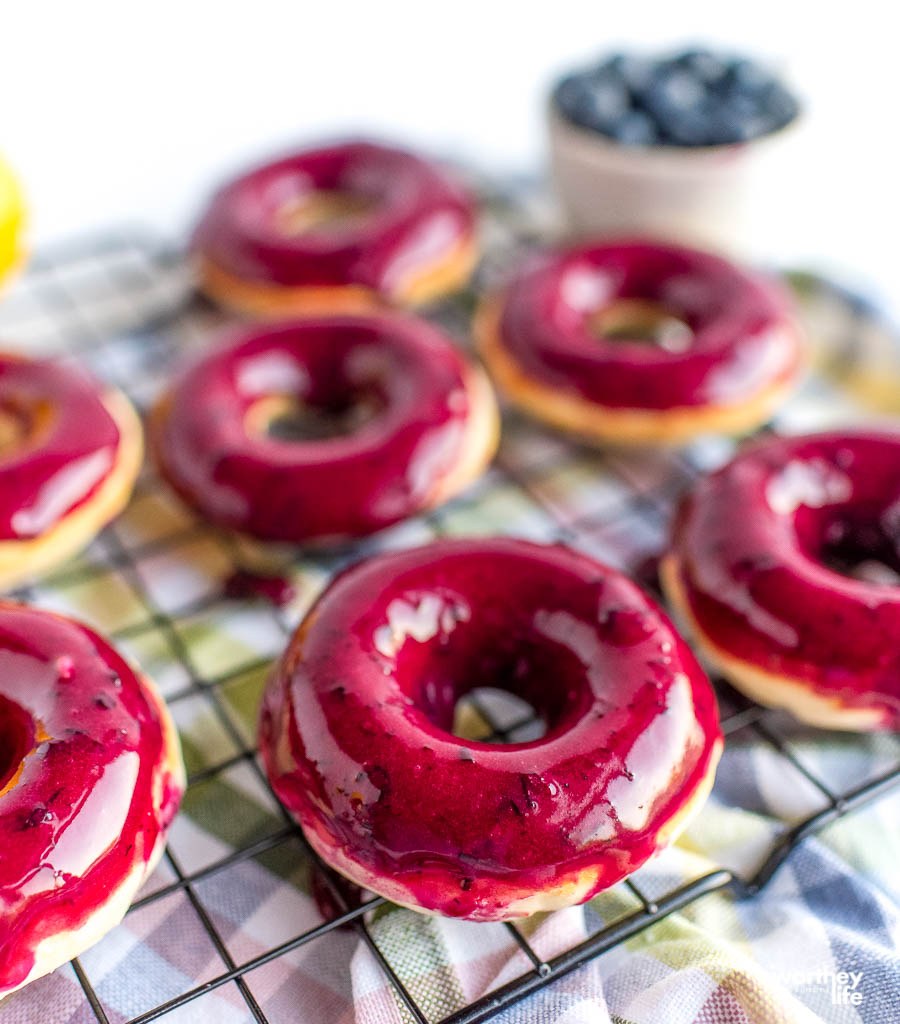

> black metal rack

[{"left": 3, "top": 223, "right": 900, "bottom": 1024}]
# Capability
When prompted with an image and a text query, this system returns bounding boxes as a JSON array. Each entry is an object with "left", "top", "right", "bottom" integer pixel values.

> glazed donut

[
  {"left": 260, "top": 538, "right": 722, "bottom": 921},
  {"left": 0, "top": 354, "right": 143, "bottom": 591},
  {"left": 152, "top": 314, "right": 498, "bottom": 544},
  {"left": 192, "top": 141, "right": 477, "bottom": 315},
  {"left": 0, "top": 155, "right": 26, "bottom": 289},
  {"left": 662, "top": 430, "right": 900, "bottom": 730},
  {"left": 0, "top": 603, "right": 184, "bottom": 998},
  {"left": 476, "top": 239, "right": 801, "bottom": 445}
]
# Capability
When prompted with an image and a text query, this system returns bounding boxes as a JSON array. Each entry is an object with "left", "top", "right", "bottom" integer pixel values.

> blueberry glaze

[{"left": 224, "top": 569, "right": 296, "bottom": 608}]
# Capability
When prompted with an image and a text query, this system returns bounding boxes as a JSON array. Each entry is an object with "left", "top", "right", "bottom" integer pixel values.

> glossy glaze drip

[
  {"left": 671, "top": 431, "right": 900, "bottom": 725},
  {"left": 496, "top": 240, "right": 798, "bottom": 410},
  {"left": 224, "top": 569, "right": 296, "bottom": 608},
  {"left": 634, "top": 551, "right": 664, "bottom": 598},
  {"left": 192, "top": 141, "right": 475, "bottom": 295},
  {"left": 0, "top": 603, "right": 182, "bottom": 993},
  {"left": 155, "top": 315, "right": 474, "bottom": 543},
  {"left": 0, "top": 356, "right": 121, "bottom": 540},
  {"left": 308, "top": 862, "right": 364, "bottom": 927},
  {"left": 259, "top": 538, "right": 721, "bottom": 920}
]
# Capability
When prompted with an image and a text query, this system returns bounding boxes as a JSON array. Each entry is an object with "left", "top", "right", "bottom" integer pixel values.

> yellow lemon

[{"left": 0, "top": 156, "right": 26, "bottom": 287}]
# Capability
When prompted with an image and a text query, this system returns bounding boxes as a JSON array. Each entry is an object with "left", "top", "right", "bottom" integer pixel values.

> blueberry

[
  {"left": 603, "top": 53, "right": 657, "bottom": 99},
  {"left": 554, "top": 71, "right": 630, "bottom": 132},
  {"left": 725, "top": 58, "right": 777, "bottom": 97},
  {"left": 702, "top": 92, "right": 763, "bottom": 143},
  {"left": 554, "top": 75, "right": 597, "bottom": 126},
  {"left": 556, "top": 48, "right": 798, "bottom": 147},
  {"left": 672, "top": 48, "right": 730, "bottom": 87},
  {"left": 711, "top": 83, "right": 797, "bottom": 141},
  {"left": 643, "top": 68, "right": 713, "bottom": 144},
  {"left": 658, "top": 105, "right": 716, "bottom": 146},
  {"left": 761, "top": 82, "right": 800, "bottom": 129},
  {"left": 24, "top": 807, "right": 54, "bottom": 829},
  {"left": 586, "top": 69, "right": 632, "bottom": 114},
  {"left": 646, "top": 68, "right": 708, "bottom": 116},
  {"left": 708, "top": 104, "right": 770, "bottom": 144},
  {"left": 609, "top": 110, "right": 659, "bottom": 145}
]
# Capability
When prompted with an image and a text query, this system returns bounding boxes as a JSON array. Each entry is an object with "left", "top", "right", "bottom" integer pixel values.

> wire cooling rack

[{"left": 3, "top": 186, "right": 900, "bottom": 1024}]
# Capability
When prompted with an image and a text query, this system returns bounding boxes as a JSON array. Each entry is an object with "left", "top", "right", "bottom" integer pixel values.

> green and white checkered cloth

[{"left": 1, "top": 184, "right": 899, "bottom": 1024}]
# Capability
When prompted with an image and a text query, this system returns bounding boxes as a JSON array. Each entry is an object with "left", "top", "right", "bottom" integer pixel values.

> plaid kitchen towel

[{"left": 1, "top": 185, "right": 900, "bottom": 1024}]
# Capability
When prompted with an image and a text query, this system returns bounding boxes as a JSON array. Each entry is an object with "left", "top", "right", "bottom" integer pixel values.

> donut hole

[
  {"left": 797, "top": 503, "right": 900, "bottom": 585},
  {"left": 452, "top": 687, "right": 546, "bottom": 743},
  {"left": 0, "top": 694, "right": 35, "bottom": 797},
  {"left": 395, "top": 619, "right": 595, "bottom": 746},
  {"left": 589, "top": 299, "right": 693, "bottom": 353},
  {"left": 275, "top": 190, "right": 377, "bottom": 238},
  {"left": 0, "top": 397, "right": 55, "bottom": 460},
  {"left": 246, "top": 391, "right": 385, "bottom": 443}
]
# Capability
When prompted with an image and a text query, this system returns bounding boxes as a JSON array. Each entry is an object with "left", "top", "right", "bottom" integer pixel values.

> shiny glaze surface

[
  {"left": 260, "top": 538, "right": 721, "bottom": 919},
  {"left": 155, "top": 315, "right": 476, "bottom": 543},
  {"left": 0, "top": 603, "right": 182, "bottom": 992},
  {"left": 0, "top": 355, "right": 121, "bottom": 540},
  {"left": 192, "top": 141, "right": 475, "bottom": 296},
  {"left": 495, "top": 240, "right": 798, "bottom": 410},
  {"left": 670, "top": 431, "right": 900, "bottom": 726}
]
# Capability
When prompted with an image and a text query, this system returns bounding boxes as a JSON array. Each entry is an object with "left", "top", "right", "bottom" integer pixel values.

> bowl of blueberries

[{"left": 549, "top": 46, "right": 802, "bottom": 252}]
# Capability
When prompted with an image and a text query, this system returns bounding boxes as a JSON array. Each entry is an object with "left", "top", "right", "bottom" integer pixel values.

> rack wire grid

[{"left": 2, "top": 184, "right": 900, "bottom": 1024}]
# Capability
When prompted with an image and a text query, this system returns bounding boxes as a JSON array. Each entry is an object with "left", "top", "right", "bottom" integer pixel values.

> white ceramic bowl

[{"left": 548, "top": 104, "right": 802, "bottom": 257}]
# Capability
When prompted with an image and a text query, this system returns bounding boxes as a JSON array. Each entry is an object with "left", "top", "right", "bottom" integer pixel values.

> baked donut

[
  {"left": 260, "top": 538, "right": 722, "bottom": 921},
  {"left": 0, "top": 602, "right": 184, "bottom": 998},
  {"left": 192, "top": 141, "right": 477, "bottom": 315},
  {"left": 0, "top": 354, "right": 143, "bottom": 590},
  {"left": 152, "top": 314, "right": 498, "bottom": 544},
  {"left": 662, "top": 430, "right": 900, "bottom": 730},
  {"left": 476, "top": 239, "right": 801, "bottom": 445}
]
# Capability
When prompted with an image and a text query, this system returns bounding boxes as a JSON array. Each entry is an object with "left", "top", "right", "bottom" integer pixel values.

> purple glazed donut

[
  {"left": 152, "top": 314, "right": 498, "bottom": 544},
  {"left": 0, "top": 603, "right": 184, "bottom": 998},
  {"left": 0, "top": 353, "right": 143, "bottom": 591},
  {"left": 192, "top": 141, "right": 478, "bottom": 315},
  {"left": 259, "top": 538, "right": 722, "bottom": 921},
  {"left": 663, "top": 430, "right": 900, "bottom": 730},
  {"left": 477, "top": 239, "right": 801, "bottom": 445}
]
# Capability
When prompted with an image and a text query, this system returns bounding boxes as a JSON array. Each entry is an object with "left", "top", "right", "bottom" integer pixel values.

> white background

[{"left": 3, "top": 1, "right": 898, "bottom": 306}]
